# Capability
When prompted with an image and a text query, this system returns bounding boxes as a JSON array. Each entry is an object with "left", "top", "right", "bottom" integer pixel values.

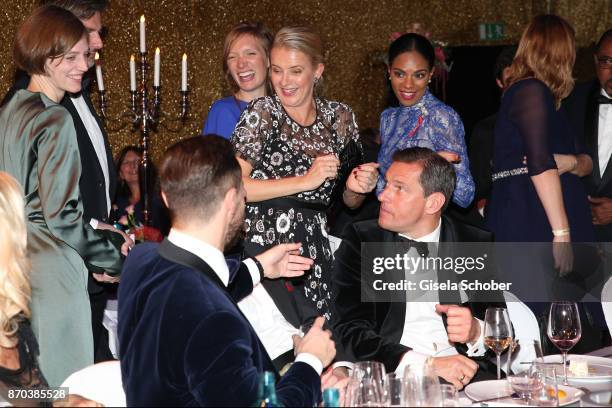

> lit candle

[
  {"left": 139, "top": 15, "right": 146, "bottom": 53},
  {"left": 181, "top": 53, "right": 188, "bottom": 91},
  {"left": 154, "top": 47, "right": 160, "bottom": 87},
  {"left": 95, "top": 52, "right": 104, "bottom": 91},
  {"left": 130, "top": 55, "right": 136, "bottom": 91}
]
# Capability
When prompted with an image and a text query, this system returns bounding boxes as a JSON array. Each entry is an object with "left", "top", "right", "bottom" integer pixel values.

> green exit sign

[{"left": 479, "top": 23, "right": 505, "bottom": 40}]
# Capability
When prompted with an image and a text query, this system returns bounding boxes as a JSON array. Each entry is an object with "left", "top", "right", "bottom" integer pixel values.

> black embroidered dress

[{"left": 232, "top": 95, "right": 362, "bottom": 320}]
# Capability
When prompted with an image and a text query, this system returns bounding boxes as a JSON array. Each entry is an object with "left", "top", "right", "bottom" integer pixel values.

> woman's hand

[
  {"left": 438, "top": 151, "right": 460, "bottom": 163},
  {"left": 301, "top": 155, "right": 340, "bottom": 191},
  {"left": 552, "top": 234, "right": 573, "bottom": 277},
  {"left": 345, "top": 162, "right": 380, "bottom": 194},
  {"left": 97, "top": 221, "right": 135, "bottom": 256},
  {"left": 553, "top": 154, "right": 578, "bottom": 175}
]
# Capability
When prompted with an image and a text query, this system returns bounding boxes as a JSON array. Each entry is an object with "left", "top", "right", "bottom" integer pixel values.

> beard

[{"left": 224, "top": 202, "right": 246, "bottom": 251}]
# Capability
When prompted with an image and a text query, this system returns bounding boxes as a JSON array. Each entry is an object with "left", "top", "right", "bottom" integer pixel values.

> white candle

[
  {"left": 181, "top": 53, "right": 188, "bottom": 91},
  {"left": 139, "top": 15, "right": 146, "bottom": 53},
  {"left": 154, "top": 47, "right": 160, "bottom": 87},
  {"left": 95, "top": 52, "right": 104, "bottom": 91},
  {"left": 130, "top": 55, "right": 136, "bottom": 91}
]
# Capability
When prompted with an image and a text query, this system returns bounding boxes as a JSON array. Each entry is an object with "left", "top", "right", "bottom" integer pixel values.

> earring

[{"left": 314, "top": 77, "right": 319, "bottom": 84}]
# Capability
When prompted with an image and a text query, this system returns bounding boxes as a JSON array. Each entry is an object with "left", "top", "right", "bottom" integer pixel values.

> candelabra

[{"left": 97, "top": 50, "right": 189, "bottom": 227}]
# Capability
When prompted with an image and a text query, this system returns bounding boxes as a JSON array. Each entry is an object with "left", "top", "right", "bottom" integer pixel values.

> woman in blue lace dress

[{"left": 377, "top": 33, "right": 474, "bottom": 208}]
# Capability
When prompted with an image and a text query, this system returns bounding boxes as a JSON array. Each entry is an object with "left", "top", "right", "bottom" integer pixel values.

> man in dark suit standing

[
  {"left": 118, "top": 136, "right": 336, "bottom": 406},
  {"left": 333, "top": 147, "right": 503, "bottom": 390},
  {"left": 564, "top": 29, "right": 612, "bottom": 242},
  {"left": 1, "top": 0, "right": 132, "bottom": 362}
]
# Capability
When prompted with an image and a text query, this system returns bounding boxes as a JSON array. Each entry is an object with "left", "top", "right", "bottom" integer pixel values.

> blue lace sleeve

[{"left": 429, "top": 109, "right": 475, "bottom": 208}]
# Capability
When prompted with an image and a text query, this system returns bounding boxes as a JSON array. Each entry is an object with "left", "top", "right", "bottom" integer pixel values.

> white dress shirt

[
  {"left": 71, "top": 95, "right": 111, "bottom": 216},
  {"left": 167, "top": 229, "right": 322, "bottom": 375},
  {"left": 598, "top": 89, "right": 612, "bottom": 176},
  {"left": 238, "top": 285, "right": 300, "bottom": 360},
  {"left": 394, "top": 220, "right": 486, "bottom": 375}
]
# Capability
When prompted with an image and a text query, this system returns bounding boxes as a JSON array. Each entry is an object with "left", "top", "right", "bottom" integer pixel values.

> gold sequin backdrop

[{"left": 0, "top": 0, "right": 610, "bottom": 161}]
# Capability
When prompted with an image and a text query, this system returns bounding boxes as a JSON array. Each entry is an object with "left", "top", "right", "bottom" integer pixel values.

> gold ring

[{"left": 459, "top": 375, "right": 466, "bottom": 382}]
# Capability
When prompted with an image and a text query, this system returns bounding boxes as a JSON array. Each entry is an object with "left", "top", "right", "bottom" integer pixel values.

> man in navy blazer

[{"left": 118, "top": 135, "right": 336, "bottom": 406}]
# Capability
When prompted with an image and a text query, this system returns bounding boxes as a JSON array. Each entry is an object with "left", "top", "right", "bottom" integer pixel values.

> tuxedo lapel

[
  {"left": 158, "top": 239, "right": 280, "bottom": 378},
  {"left": 159, "top": 239, "right": 227, "bottom": 289},
  {"left": 597, "top": 89, "right": 612, "bottom": 190},
  {"left": 387, "top": 230, "right": 408, "bottom": 341},
  {"left": 82, "top": 89, "right": 117, "bottom": 198},
  {"left": 584, "top": 83, "right": 608, "bottom": 187}
]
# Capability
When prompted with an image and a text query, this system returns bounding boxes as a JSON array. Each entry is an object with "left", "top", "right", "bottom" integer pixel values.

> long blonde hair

[
  {"left": 505, "top": 14, "right": 575, "bottom": 108},
  {"left": 0, "top": 172, "right": 31, "bottom": 347}
]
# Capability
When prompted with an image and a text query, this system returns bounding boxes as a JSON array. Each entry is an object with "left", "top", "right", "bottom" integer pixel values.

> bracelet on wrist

[
  {"left": 552, "top": 228, "right": 570, "bottom": 237},
  {"left": 252, "top": 257, "right": 265, "bottom": 281}
]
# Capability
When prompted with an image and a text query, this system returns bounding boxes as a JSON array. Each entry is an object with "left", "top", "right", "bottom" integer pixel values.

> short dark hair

[
  {"left": 41, "top": 0, "right": 108, "bottom": 20},
  {"left": 391, "top": 147, "right": 456, "bottom": 210},
  {"left": 13, "top": 5, "right": 86, "bottom": 75},
  {"left": 160, "top": 135, "right": 242, "bottom": 224},
  {"left": 493, "top": 45, "right": 517, "bottom": 81},
  {"left": 595, "top": 29, "right": 612, "bottom": 53}
]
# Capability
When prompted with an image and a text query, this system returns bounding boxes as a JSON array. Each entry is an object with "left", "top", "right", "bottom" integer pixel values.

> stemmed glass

[
  {"left": 483, "top": 307, "right": 513, "bottom": 380},
  {"left": 547, "top": 301, "right": 581, "bottom": 385}
]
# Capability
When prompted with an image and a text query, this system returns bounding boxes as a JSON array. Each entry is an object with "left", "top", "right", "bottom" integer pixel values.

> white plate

[
  {"left": 465, "top": 379, "right": 583, "bottom": 407},
  {"left": 542, "top": 354, "right": 612, "bottom": 383}
]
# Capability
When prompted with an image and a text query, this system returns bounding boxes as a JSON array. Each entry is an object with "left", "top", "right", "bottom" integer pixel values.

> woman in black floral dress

[{"left": 232, "top": 26, "right": 379, "bottom": 321}]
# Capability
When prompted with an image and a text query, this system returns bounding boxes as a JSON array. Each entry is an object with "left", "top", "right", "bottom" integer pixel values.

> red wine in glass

[
  {"left": 547, "top": 302, "right": 581, "bottom": 385},
  {"left": 549, "top": 337, "right": 580, "bottom": 351}
]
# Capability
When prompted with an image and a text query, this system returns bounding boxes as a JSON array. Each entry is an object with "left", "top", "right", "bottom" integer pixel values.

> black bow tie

[
  {"left": 597, "top": 95, "right": 612, "bottom": 104},
  {"left": 397, "top": 236, "right": 429, "bottom": 257}
]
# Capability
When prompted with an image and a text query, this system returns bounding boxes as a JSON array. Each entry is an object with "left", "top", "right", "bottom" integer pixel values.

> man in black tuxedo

[
  {"left": 118, "top": 136, "right": 335, "bottom": 406},
  {"left": 333, "top": 147, "right": 503, "bottom": 390},
  {"left": 1, "top": 0, "right": 133, "bottom": 362},
  {"left": 564, "top": 29, "right": 612, "bottom": 242}
]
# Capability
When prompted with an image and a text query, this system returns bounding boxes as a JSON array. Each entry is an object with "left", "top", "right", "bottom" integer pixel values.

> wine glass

[
  {"left": 547, "top": 301, "right": 581, "bottom": 385},
  {"left": 483, "top": 307, "right": 514, "bottom": 380}
]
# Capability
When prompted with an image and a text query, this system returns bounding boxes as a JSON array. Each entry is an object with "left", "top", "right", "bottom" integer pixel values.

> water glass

[
  {"left": 351, "top": 361, "right": 386, "bottom": 384},
  {"left": 439, "top": 384, "right": 459, "bottom": 407},
  {"left": 507, "top": 363, "right": 559, "bottom": 406},
  {"left": 402, "top": 362, "right": 442, "bottom": 407},
  {"left": 346, "top": 362, "right": 386, "bottom": 407},
  {"left": 530, "top": 364, "right": 559, "bottom": 407},
  {"left": 349, "top": 378, "right": 386, "bottom": 407},
  {"left": 384, "top": 373, "right": 403, "bottom": 407}
]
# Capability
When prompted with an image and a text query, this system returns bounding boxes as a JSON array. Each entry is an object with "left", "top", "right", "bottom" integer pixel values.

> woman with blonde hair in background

[{"left": 0, "top": 172, "right": 48, "bottom": 402}]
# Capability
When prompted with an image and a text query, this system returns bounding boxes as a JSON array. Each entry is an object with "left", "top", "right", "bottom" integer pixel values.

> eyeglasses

[
  {"left": 121, "top": 159, "right": 140, "bottom": 168},
  {"left": 597, "top": 56, "right": 612, "bottom": 69}
]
